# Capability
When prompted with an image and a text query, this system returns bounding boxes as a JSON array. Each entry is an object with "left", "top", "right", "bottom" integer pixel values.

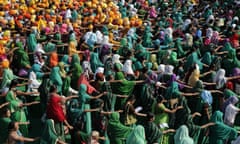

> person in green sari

[
  {"left": 40, "top": 119, "right": 67, "bottom": 144},
  {"left": 70, "top": 63, "right": 83, "bottom": 90},
  {"left": 5, "top": 79, "right": 39, "bottom": 137},
  {"left": 209, "top": 111, "right": 238, "bottom": 144},
  {"left": 26, "top": 30, "right": 37, "bottom": 52},
  {"left": 107, "top": 112, "right": 132, "bottom": 144},
  {"left": 78, "top": 84, "right": 105, "bottom": 134},
  {"left": 0, "top": 107, "right": 11, "bottom": 144},
  {"left": 111, "top": 71, "right": 136, "bottom": 110},
  {"left": 174, "top": 125, "right": 194, "bottom": 144},
  {"left": 49, "top": 66, "right": 63, "bottom": 95},
  {"left": 126, "top": 125, "right": 146, "bottom": 144}
]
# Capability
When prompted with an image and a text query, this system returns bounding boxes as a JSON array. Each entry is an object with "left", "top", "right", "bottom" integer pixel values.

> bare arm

[
  {"left": 0, "top": 102, "right": 9, "bottom": 108},
  {"left": 201, "top": 122, "right": 215, "bottom": 129},
  {"left": 181, "top": 92, "right": 200, "bottom": 96}
]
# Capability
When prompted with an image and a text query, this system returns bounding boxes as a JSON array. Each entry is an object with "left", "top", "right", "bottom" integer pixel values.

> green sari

[
  {"left": 6, "top": 90, "right": 28, "bottom": 136},
  {"left": 27, "top": 33, "right": 37, "bottom": 52},
  {"left": 71, "top": 63, "right": 82, "bottom": 90},
  {"left": 0, "top": 117, "right": 11, "bottom": 143},
  {"left": 78, "top": 84, "right": 92, "bottom": 134},
  {"left": 0, "top": 68, "right": 17, "bottom": 90},
  {"left": 143, "top": 120, "right": 162, "bottom": 144},
  {"left": 49, "top": 67, "right": 63, "bottom": 94},
  {"left": 40, "top": 119, "right": 59, "bottom": 144},
  {"left": 126, "top": 125, "right": 146, "bottom": 144},
  {"left": 174, "top": 125, "right": 194, "bottom": 144},
  {"left": 209, "top": 111, "right": 238, "bottom": 144},
  {"left": 108, "top": 112, "right": 132, "bottom": 144},
  {"left": 111, "top": 72, "right": 135, "bottom": 110}
]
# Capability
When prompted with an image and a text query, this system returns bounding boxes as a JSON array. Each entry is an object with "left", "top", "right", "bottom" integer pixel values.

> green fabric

[
  {"left": 71, "top": 63, "right": 82, "bottom": 90},
  {"left": 78, "top": 84, "right": 91, "bottom": 134},
  {"left": 40, "top": 119, "right": 59, "bottom": 144},
  {"left": 174, "top": 125, "right": 194, "bottom": 144},
  {"left": 0, "top": 117, "right": 11, "bottom": 143},
  {"left": 201, "top": 52, "right": 212, "bottom": 66},
  {"left": 6, "top": 90, "right": 28, "bottom": 136},
  {"left": 108, "top": 112, "right": 132, "bottom": 144},
  {"left": 30, "top": 64, "right": 44, "bottom": 79},
  {"left": 126, "top": 125, "right": 146, "bottom": 144},
  {"left": 71, "top": 54, "right": 80, "bottom": 66},
  {"left": 165, "top": 82, "right": 180, "bottom": 100},
  {"left": 167, "top": 52, "right": 178, "bottom": 67},
  {"left": 50, "top": 66, "right": 63, "bottom": 94},
  {"left": 175, "top": 38, "right": 185, "bottom": 58},
  {"left": 27, "top": 33, "right": 37, "bottom": 52},
  {"left": 143, "top": 121, "right": 162, "bottom": 144},
  {"left": 0, "top": 68, "right": 17, "bottom": 89},
  {"left": 224, "top": 89, "right": 237, "bottom": 99},
  {"left": 44, "top": 42, "right": 56, "bottom": 53},
  {"left": 90, "top": 52, "right": 104, "bottom": 73},
  {"left": 209, "top": 111, "right": 238, "bottom": 144},
  {"left": 14, "top": 42, "right": 30, "bottom": 68},
  {"left": 112, "top": 72, "right": 135, "bottom": 110},
  {"left": 184, "top": 51, "right": 203, "bottom": 71}
]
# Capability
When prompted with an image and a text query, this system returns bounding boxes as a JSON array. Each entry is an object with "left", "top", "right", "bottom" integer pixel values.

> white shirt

[{"left": 224, "top": 104, "right": 239, "bottom": 126}]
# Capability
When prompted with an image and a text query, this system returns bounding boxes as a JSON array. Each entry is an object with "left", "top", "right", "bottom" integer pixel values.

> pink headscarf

[
  {"left": 60, "top": 23, "right": 68, "bottom": 34},
  {"left": 78, "top": 74, "right": 97, "bottom": 94}
]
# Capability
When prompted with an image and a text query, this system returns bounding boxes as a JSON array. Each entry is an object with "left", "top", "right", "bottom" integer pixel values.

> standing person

[
  {"left": 223, "top": 96, "right": 240, "bottom": 127},
  {"left": 107, "top": 112, "right": 132, "bottom": 144},
  {"left": 209, "top": 111, "right": 238, "bottom": 144},
  {"left": 6, "top": 79, "right": 39, "bottom": 137},
  {"left": 174, "top": 125, "right": 194, "bottom": 144},
  {"left": 0, "top": 107, "right": 11, "bottom": 143},
  {"left": 78, "top": 84, "right": 105, "bottom": 135},
  {"left": 46, "top": 85, "right": 76, "bottom": 140},
  {"left": 40, "top": 119, "right": 67, "bottom": 144},
  {"left": 126, "top": 125, "right": 146, "bottom": 144},
  {"left": 7, "top": 121, "right": 39, "bottom": 144}
]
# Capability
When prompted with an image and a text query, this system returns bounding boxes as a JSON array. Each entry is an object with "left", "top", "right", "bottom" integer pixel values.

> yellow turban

[{"left": 2, "top": 59, "right": 9, "bottom": 68}]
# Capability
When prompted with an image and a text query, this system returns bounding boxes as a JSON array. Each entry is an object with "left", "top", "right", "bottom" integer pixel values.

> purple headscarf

[{"left": 222, "top": 96, "right": 239, "bottom": 112}]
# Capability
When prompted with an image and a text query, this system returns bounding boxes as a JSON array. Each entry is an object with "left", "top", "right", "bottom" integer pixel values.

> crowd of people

[{"left": 0, "top": 0, "right": 240, "bottom": 143}]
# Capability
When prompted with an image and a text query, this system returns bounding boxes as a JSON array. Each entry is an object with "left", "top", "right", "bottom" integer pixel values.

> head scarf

[
  {"left": 94, "top": 67, "right": 104, "bottom": 80},
  {"left": 30, "top": 64, "right": 44, "bottom": 79},
  {"left": 49, "top": 66, "right": 63, "bottom": 93},
  {"left": 78, "top": 74, "right": 96, "bottom": 94},
  {"left": 40, "top": 119, "right": 58, "bottom": 144},
  {"left": 188, "top": 68, "right": 200, "bottom": 87},
  {"left": 222, "top": 96, "right": 239, "bottom": 113},
  {"left": 213, "top": 69, "right": 227, "bottom": 89},
  {"left": 126, "top": 125, "right": 146, "bottom": 144},
  {"left": 201, "top": 90, "right": 213, "bottom": 105},
  {"left": 122, "top": 60, "right": 134, "bottom": 75},
  {"left": 112, "top": 54, "right": 123, "bottom": 67},
  {"left": 158, "top": 64, "right": 165, "bottom": 74},
  {"left": 2, "top": 59, "right": 9, "bottom": 68},
  {"left": 164, "top": 65, "right": 174, "bottom": 75},
  {"left": 78, "top": 84, "right": 91, "bottom": 103},
  {"left": 201, "top": 52, "right": 212, "bottom": 66},
  {"left": 174, "top": 125, "right": 194, "bottom": 144},
  {"left": 49, "top": 52, "right": 58, "bottom": 67},
  {"left": 58, "top": 62, "right": 66, "bottom": 77},
  {"left": 60, "top": 23, "right": 68, "bottom": 34},
  {"left": 108, "top": 112, "right": 132, "bottom": 144},
  {"left": 209, "top": 111, "right": 238, "bottom": 144}
]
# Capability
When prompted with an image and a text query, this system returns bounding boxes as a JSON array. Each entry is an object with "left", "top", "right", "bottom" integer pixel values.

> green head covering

[
  {"left": 174, "top": 125, "right": 194, "bottom": 144},
  {"left": 50, "top": 66, "right": 63, "bottom": 93},
  {"left": 30, "top": 64, "right": 44, "bottom": 79},
  {"left": 108, "top": 112, "right": 132, "bottom": 144},
  {"left": 27, "top": 33, "right": 37, "bottom": 52},
  {"left": 40, "top": 119, "right": 58, "bottom": 144},
  {"left": 15, "top": 42, "right": 30, "bottom": 67},
  {"left": 71, "top": 54, "right": 80, "bottom": 66},
  {"left": 78, "top": 84, "right": 91, "bottom": 103},
  {"left": 134, "top": 61, "right": 143, "bottom": 71},
  {"left": 193, "top": 80, "right": 204, "bottom": 92},
  {"left": 209, "top": 111, "right": 238, "bottom": 144},
  {"left": 102, "top": 25, "right": 109, "bottom": 35},
  {"left": 126, "top": 125, "right": 146, "bottom": 144},
  {"left": 165, "top": 81, "right": 180, "bottom": 100},
  {"left": 61, "top": 55, "right": 69, "bottom": 64},
  {"left": 201, "top": 52, "right": 212, "bottom": 66}
]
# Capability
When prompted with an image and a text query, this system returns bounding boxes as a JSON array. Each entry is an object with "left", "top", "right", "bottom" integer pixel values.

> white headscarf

[
  {"left": 94, "top": 67, "right": 105, "bottom": 81},
  {"left": 122, "top": 60, "right": 134, "bottom": 75},
  {"left": 214, "top": 69, "right": 227, "bottom": 89},
  {"left": 164, "top": 65, "right": 174, "bottom": 75},
  {"left": 96, "top": 30, "right": 103, "bottom": 44},
  {"left": 112, "top": 54, "right": 123, "bottom": 67},
  {"left": 158, "top": 64, "right": 166, "bottom": 73}
]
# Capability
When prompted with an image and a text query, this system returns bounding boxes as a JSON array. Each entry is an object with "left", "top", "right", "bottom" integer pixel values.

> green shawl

[
  {"left": 71, "top": 63, "right": 82, "bottom": 90},
  {"left": 108, "top": 112, "right": 132, "bottom": 144},
  {"left": 30, "top": 64, "right": 44, "bottom": 79},
  {"left": 201, "top": 52, "right": 212, "bottom": 66},
  {"left": 14, "top": 42, "right": 30, "bottom": 68},
  {"left": 164, "top": 81, "right": 181, "bottom": 100},
  {"left": 71, "top": 54, "right": 80, "bottom": 66},
  {"left": 90, "top": 52, "right": 104, "bottom": 73},
  {"left": 27, "top": 33, "right": 37, "bottom": 52},
  {"left": 44, "top": 42, "right": 56, "bottom": 53},
  {"left": 6, "top": 90, "right": 28, "bottom": 136},
  {"left": 126, "top": 125, "right": 146, "bottom": 144},
  {"left": 209, "top": 111, "right": 237, "bottom": 144},
  {"left": 0, "top": 117, "right": 11, "bottom": 143},
  {"left": 143, "top": 121, "right": 162, "bottom": 144},
  {"left": 0, "top": 68, "right": 17, "bottom": 89},
  {"left": 40, "top": 119, "right": 59, "bottom": 144},
  {"left": 49, "top": 66, "right": 63, "bottom": 94},
  {"left": 174, "top": 125, "right": 194, "bottom": 144},
  {"left": 167, "top": 52, "right": 178, "bottom": 67}
]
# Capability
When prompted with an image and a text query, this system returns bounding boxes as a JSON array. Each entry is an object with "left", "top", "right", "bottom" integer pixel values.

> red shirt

[{"left": 46, "top": 93, "right": 66, "bottom": 122}]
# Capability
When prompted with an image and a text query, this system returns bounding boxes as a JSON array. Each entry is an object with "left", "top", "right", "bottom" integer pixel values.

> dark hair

[
  {"left": 49, "top": 85, "right": 57, "bottom": 93},
  {"left": 146, "top": 112, "right": 155, "bottom": 121},
  {"left": 0, "top": 107, "right": 9, "bottom": 117},
  {"left": 8, "top": 121, "right": 16, "bottom": 131},
  {"left": 9, "top": 79, "right": 19, "bottom": 89}
]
